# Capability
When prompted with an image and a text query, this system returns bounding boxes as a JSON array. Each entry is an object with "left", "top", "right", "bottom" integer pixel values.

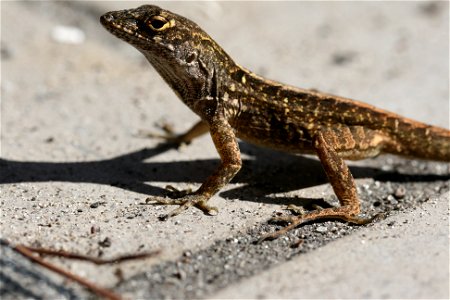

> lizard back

[
  {"left": 101, "top": 5, "right": 450, "bottom": 162},
  {"left": 221, "top": 67, "right": 450, "bottom": 161}
]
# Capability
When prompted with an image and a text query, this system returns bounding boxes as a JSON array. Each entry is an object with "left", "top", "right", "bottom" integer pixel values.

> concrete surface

[
  {"left": 1, "top": 1, "right": 449, "bottom": 299},
  {"left": 214, "top": 193, "right": 449, "bottom": 299}
]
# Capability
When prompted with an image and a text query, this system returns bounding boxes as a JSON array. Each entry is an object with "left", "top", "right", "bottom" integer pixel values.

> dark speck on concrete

[
  {"left": 90, "top": 202, "right": 100, "bottom": 208},
  {"left": 418, "top": 1, "right": 443, "bottom": 17},
  {"left": 1, "top": 45, "right": 12, "bottom": 60},
  {"left": 331, "top": 51, "right": 357, "bottom": 66},
  {"left": 99, "top": 237, "right": 112, "bottom": 248},
  {"left": 44, "top": 137, "right": 55, "bottom": 143}
]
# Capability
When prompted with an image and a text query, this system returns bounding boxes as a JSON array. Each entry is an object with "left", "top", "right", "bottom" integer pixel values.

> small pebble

[
  {"left": 394, "top": 186, "right": 406, "bottom": 199},
  {"left": 316, "top": 226, "right": 328, "bottom": 233},
  {"left": 51, "top": 25, "right": 85, "bottom": 44},
  {"left": 386, "top": 195, "right": 398, "bottom": 205}
]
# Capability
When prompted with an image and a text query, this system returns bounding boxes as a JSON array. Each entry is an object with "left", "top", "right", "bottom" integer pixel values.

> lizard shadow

[{"left": 0, "top": 142, "right": 448, "bottom": 206}]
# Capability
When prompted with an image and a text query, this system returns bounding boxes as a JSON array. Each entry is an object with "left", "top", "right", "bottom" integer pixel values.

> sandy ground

[{"left": 1, "top": 1, "right": 449, "bottom": 299}]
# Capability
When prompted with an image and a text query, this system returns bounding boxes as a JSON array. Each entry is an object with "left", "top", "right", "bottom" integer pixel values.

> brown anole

[{"left": 100, "top": 5, "right": 449, "bottom": 240}]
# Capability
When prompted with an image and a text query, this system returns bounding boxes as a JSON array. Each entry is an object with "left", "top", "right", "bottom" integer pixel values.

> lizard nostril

[{"left": 101, "top": 13, "right": 114, "bottom": 23}]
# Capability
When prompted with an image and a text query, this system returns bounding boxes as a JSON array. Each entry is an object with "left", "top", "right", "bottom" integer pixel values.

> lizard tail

[{"left": 385, "top": 121, "right": 450, "bottom": 162}]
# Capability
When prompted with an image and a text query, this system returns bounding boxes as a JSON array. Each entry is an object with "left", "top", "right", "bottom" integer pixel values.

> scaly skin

[{"left": 100, "top": 5, "right": 450, "bottom": 240}]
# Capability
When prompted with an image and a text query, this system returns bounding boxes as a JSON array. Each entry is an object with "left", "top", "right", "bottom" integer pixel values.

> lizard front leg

[
  {"left": 260, "top": 128, "right": 377, "bottom": 241},
  {"left": 174, "top": 120, "right": 209, "bottom": 145},
  {"left": 151, "top": 118, "right": 241, "bottom": 220}
]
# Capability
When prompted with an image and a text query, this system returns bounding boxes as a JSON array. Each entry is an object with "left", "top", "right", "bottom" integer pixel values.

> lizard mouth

[{"left": 100, "top": 13, "right": 149, "bottom": 45}]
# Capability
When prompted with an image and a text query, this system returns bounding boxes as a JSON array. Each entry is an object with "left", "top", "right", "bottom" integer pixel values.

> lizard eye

[{"left": 147, "top": 16, "right": 170, "bottom": 31}]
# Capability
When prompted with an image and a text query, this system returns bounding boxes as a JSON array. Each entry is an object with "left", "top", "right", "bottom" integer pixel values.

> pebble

[
  {"left": 51, "top": 25, "right": 85, "bottom": 44},
  {"left": 394, "top": 186, "right": 406, "bottom": 199},
  {"left": 316, "top": 226, "right": 328, "bottom": 233},
  {"left": 386, "top": 195, "right": 398, "bottom": 205}
]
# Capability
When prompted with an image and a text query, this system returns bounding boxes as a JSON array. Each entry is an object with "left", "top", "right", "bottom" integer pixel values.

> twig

[
  {"left": 23, "top": 246, "right": 160, "bottom": 265},
  {"left": 2, "top": 239, "right": 159, "bottom": 300}
]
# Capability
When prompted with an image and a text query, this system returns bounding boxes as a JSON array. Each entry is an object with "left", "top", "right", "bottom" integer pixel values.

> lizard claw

[
  {"left": 269, "top": 205, "right": 306, "bottom": 224},
  {"left": 165, "top": 185, "right": 193, "bottom": 198},
  {"left": 268, "top": 215, "right": 298, "bottom": 224},
  {"left": 144, "top": 186, "right": 193, "bottom": 205},
  {"left": 148, "top": 194, "right": 218, "bottom": 220},
  {"left": 366, "top": 212, "right": 386, "bottom": 223},
  {"left": 145, "top": 196, "right": 188, "bottom": 206}
]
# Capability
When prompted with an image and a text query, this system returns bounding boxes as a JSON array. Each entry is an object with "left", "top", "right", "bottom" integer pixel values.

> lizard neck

[
  {"left": 142, "top": 45, "right": 240, "bottom": 115},
  {"left": 142, "top": 51, "right": 205, "bottom": 103}
]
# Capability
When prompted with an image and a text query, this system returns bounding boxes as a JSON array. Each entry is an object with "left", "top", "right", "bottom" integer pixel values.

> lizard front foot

[{"left": 146, "top": 193, "right": 218, "bottom": 220}]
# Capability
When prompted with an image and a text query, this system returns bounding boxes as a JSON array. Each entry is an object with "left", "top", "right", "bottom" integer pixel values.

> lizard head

[
  {"left": 101, "top": 5, "right": 232, "bottom": 103},
  {"left": 101, "top": 5, "right": 191, "bottom": 54}
]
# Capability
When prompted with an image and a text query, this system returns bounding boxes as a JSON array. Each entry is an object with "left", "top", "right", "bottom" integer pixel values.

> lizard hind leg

[{"left": 260, "top": 128, "right": 377, "bottom": 242}]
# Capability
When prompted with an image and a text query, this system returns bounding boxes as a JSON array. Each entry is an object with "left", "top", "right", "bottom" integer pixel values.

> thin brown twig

[
  {"left": 23, "top": 246, "right": 161, "bottom": 265},
  {"left": 2, "top": 237, "right": 161, "bottom": 299},
  {"left": 4, "top": 241, "right": 123, "bottom": 300}
]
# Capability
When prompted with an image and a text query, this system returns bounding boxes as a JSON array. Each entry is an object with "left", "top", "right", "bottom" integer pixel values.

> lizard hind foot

[{"left": 258, "top": 208, "right": 378, "bottom": 243}]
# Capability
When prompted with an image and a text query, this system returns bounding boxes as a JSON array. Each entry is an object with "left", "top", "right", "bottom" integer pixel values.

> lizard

[{"left": 100, "top": 5, "right": 450, "bottom": 241}]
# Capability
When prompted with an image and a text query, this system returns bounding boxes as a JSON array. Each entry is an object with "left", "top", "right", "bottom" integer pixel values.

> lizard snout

[{"left": 100, "top": 13, "right": 115, "bottom": 25}]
